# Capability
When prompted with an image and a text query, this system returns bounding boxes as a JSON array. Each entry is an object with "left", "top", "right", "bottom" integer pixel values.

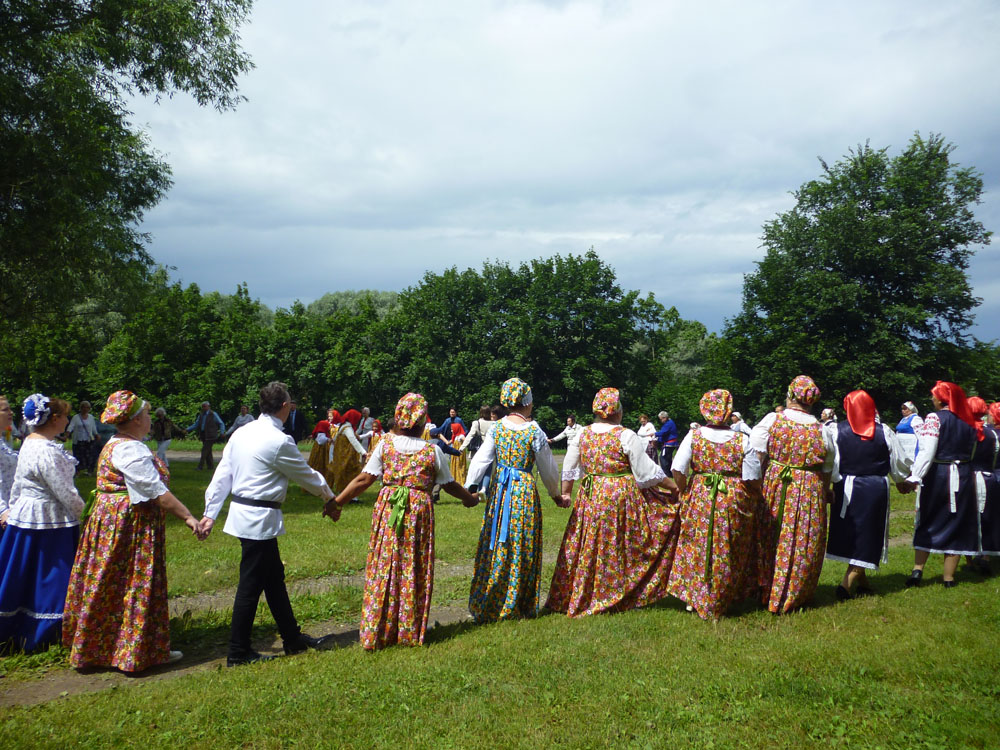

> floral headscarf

[
  {"left": 394, "top": 393, "right": 428, "bottom": 430},
  {"left": 699, "top": 389, "right": 733, "bottom": 425},
  {"left": 500, "top": 378, "right": 532, "bottom": 408},
  {"left": 787, "top": 375, "right": 821, "bottom": 407},
  {"left": 22, "top": 393, "right": 51, "bottom": 428},
  {"left": 102, "top": 390, "right": 146, "bottom": 424},
  {"left": 591, "top": 387, "right": 621, "bottom": 418}
]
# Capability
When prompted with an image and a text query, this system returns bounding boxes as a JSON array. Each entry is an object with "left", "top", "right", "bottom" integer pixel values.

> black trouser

[
  {"left": 229, "top": 537, "right": 301, "bottom": 659},
  {"left": 72, "top": 440, "right": 95, "bottom": 472},
  {"left": 198, "top": 439, "right": 215, "bottom": 470},
  {"left": 659, "top": 446, "right": 676, "bottom": 474}
]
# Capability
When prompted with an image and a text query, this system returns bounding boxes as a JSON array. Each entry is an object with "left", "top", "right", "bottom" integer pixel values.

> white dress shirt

[
  {"left": 465, "top": 418, "right": 561, "bottom": 497},
  {"left": 204, "top": 414, "right": 333, "bottom": 540},
  {"left": 563, "top": 423, "right": 667, "bottom": 489}
]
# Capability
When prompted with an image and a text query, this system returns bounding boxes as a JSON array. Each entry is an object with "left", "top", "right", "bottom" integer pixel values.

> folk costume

[
  {"left": 825, "top": 391, "right": 906, "bottom": 573},
  {"left": 307, "top": 417, "right": 333, "bottom": 477},
  {"left": 895, "top": 405, "right": 924, "bottom": 469},
  {"left": 907, "top": 382, "right": 980, "bottom": 557},
  {"left": 750, "top": 376, "right": 835, "bottom": 614},
  {"left": 360, "top": 394, "right": 454, "bottom": 649},
  {"left": 331, "top": 410, "right": 366, "bottom": 494},
  {"left": 982, "top": 403, "right": 1000, "bottom": 555},
  {"left": 466, "top": 379, "right": 561, "bottom": 623},
  {"left": 449, "top": 422, "right": 468, "bottom": 486},
  {"left": 968, "top": 398, "right": 999, "bottom": 556},
  {"left": 204, "top": 408, "right": 335, "bottom": 663},
  {"left": 667, "top": 390, "right": 761, "bottom": 620},
  {"left": 547, "top": 388, "right": 680, "bottom": 617},
  {"left": 63, "top": 391, "right": 175, "bottom": 672},
  {"left": 550, "top": 421, "right": 585, "bottom": 481},
  {"left": 0, "top": 395, "right": 83, "bottom": 651}
]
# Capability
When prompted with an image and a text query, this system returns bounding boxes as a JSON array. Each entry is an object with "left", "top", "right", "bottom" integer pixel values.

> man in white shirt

[
  {"left": 202, "top": 381, "right": 335, "bottom": 666},
  {"left": 67, "top": 400, "right": 99, "bottom": 474}
]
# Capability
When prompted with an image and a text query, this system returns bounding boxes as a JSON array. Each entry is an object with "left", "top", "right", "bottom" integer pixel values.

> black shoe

[
  {"left": 969, "top": 556, "right": 992, "bottom": 576},
  {"left": 284, "top": 632, "right": 329, "bottom": 655},
  {"left": 835, "top": 585, "right": 853, "bottom": 602},
  {"left": 854, "top": 585, "right": 876, "bottom": 598},
  {"left": 227, "top": 651, "right": 277, "bottom": 667},
  {"left": 943, "top": 579, "right": 958, "bottom": 589},
  {"left": 904, "top": 569, "right": 923, "bottom": 588}
]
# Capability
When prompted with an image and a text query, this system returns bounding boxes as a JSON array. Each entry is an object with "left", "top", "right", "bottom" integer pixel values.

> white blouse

[
  {"left": 0, "top": 440, "right": 18, "bottom": 513},
  {"left": 465, "top": 417, "right": 561, "bottom": 497},
  {"left": 461, "top": 419, "right": 495, "bottom": 453},
  {"left": 362, "top": 434, "right": 454, "bottom": 485},
  {"left": 637, "top": 422, "right": 657, "bottom": 442},
  {"left": 907, "top": 412, "right": 943, "bottom": 484},
  {"left": 5, "top": 438, "right": 84, "bottom": 529},
  {"left": 110, "top": 439, "right": 169, "bottom": 505},
  {"left": 830, "top": 423, "right": 908, "bottom": 483},
  {"left": 562, "top": 423, "right": 667, "bottom": 489},
  {"left": 671, "top": 426, "right": 762, "bottom": 481},
  {"left": 749, "top": 410, "right": 837, "bottom": 472},
  {"left": 550, "top": 423, "right": 584, "bottom": 447}
]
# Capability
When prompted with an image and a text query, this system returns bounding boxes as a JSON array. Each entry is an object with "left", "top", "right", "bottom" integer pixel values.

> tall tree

[
  {"left": 0, "top": 0, "right": 253, "bottom": 333},
  {"left": 723, "top": 133, "right": 992, "bottom": 415}
]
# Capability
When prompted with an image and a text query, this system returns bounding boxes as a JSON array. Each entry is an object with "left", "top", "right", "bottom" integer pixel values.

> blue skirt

[
  {"left": 0, "top": 524, "right": 80, "bottom": 652},
  {"left": 827, "top": 475, "right": 890, "bottom": 570}
]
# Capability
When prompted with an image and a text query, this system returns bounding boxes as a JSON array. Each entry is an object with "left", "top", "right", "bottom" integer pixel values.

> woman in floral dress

[
  {"left": 327, "top": 393, "right": 478, "bottom": 650},
  {"left": 667, "top": 389, "right": 761, "bottom": 620},
  {"left": 465, "top": 378, "right": 568, "bottom": 623},
  {"left": 63, "top": 391, "right": 204, "bottom": 671},
  {"left": 547, "top": 388, "right": 680, "bottom": 617},
  {"left": 750, "top": 376, "right": 835, "bottom": 614}
]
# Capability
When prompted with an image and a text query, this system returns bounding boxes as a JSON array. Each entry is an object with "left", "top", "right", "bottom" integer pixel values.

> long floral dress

[
  {"left": 361, "top": 439, "right": 438, "bottom": 650},
  {"left": 547, "top": 426, "right": 679, "bottom": 617},
  {"left": 63, "top": 435, "right": 171, "bottom": 672},
  {"left": 469, "top": 422, "right": 544, "bottom": 623},
  {"left": 757, "top": 413, "right": 829, "bottom": 614},
  {"left": 667, "top": 429, "right": 754, "bottom": 620}
]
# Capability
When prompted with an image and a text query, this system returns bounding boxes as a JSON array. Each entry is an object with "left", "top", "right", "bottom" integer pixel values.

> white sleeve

[
  {"left": 670, "top": 431, "right": 695, "bottom": 475},
  {"left": 42, "top": 445, "right": 84, "bottom": 518},
  {"left": 204, "top": 441, "right": 235, "bottom": 519},
  {"left": 621, "top": 428, "right": 666, "bottom": 488},
  {"left": 362, "top": 440, "right": 385, "bottom": 476},
  {"left": 275, "top": 438, "right": 334, "bottom": 499},
  {"left": 112, "top": 441, "right": 168, "bottom": 505},
  {"left": 433, "top": 446, "right": 455, "bottom": 485},
  {"left": 822, "top": 424, "right": 837, "bottom": 473},
  {"left": 908, "top": 413, "right": 940, "bottom": 483},
  {"left": 749, "top": 412, "right": 777, "bottom": 454},
  {"left": 533, "top": 430, "right": 561, "bottom": 497},
  {"left": 883, "top": 424, "right": 908, "bottom": 482},
  {"left": 550, "top": 428, "right": 568, "bottom": 443},
  {"left": 741, "top": 434, "right": 762, "bottom": 480},
  {"left": 343, "top": 424, "right": 366, "bottom": 456},
  {"left": 465, "top": 427, "right": 496, "bottom": 487},
  {"left": 562, "top": 431, "right": 583, "bottom": 476},
  {"left": 460, "top": 421, "right": 479, "bottom": 453}
]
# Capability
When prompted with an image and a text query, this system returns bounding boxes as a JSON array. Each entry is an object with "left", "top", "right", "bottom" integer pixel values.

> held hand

[
  {"left": 0, "top": 510, "right": 8, "bottom": 527},
  {"left": 896, "top": 481, "right": 915, "bottom": 494},
  {"left": 322, "top": 498, "right": 342, "bottom": 521},
  {"left": 185, "top": 516, "right": 204, "bottom": 540},
  {"left": 198, "top": 517, "right": 215, "bottom": 539},
  {"left": 559, "top": 493, "right": 573, "bottom": 508},
  {"left": 462, "top": 492, "right": 480, "bottom": 508}
]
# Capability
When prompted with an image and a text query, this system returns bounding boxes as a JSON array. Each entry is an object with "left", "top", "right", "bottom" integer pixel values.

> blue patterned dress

[{"left": 469, "top": 422, "right": 544, "bottom": 623}]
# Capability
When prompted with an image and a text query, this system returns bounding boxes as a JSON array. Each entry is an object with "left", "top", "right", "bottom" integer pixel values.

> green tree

[
  {"left": 723, "top": 133, "right": 992, "bottom": 415},
  {"left": 0, "top": 0, "right": 253, "bottom": 334}
]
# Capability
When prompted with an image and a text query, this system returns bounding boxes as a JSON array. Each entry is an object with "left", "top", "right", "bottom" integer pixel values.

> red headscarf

[
  {"left": 843, "top": 390, "right": 876, "bottom": 440},
  {"left": 342, "top": 408, "right": 363, "bottom": 431},
  {"left": 989, "top": 403, "right": 1000, "bottom": 427},
  {"left": 371, "top": 419, "right": 383, "bottom": 436},
  {"left": 451, "top": 422, "right": 466, "bottom": 439},
  {"left": 328, "top": 409, "right": 343, "bottom": 426},
  {"left": 967, "top": 396, "right": 987, "bottom": 420},
  {"left": 930, "top": 381, "right": 983, "bottom": 441}
]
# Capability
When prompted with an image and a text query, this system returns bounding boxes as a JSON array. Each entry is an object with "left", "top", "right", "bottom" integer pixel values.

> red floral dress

[
  {"left": 360, "top": 438, "right": 437, "bottom": 650},
  {"left": 667, "top": 430, "right": 754, "bottom": 620},
  {"left": 63, "top": 435, "right": 171, "bottom": 672},
  {"left": 757, "top": 413, "right": 828, "bottom": 614},
  {"left": 547, "top": 426, "right": 679, "bottom": 616}
]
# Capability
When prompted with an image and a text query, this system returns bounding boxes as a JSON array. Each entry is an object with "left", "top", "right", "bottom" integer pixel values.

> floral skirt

[
  {"left": 667, "top": 478, "right": 754, "bottom": 620},
  {"left": 757, "top": 466, "right": 827, "bottom": 614},
  {"left": 548, "top": 479, "right": 679, "bottom": 617},
  {"left": 361, "top": 485, "right": 435, "bottom": 650},
  {"left": 0, "top": 525, "right": 79, "bottom": 652},
  {"left": 63, "top": 493, "right": 170, "bottom": 672},
  {"left": 469, "top": 473, "right": 542, "bottom": 623}
]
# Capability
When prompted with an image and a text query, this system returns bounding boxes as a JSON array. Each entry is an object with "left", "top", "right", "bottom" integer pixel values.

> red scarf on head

[
  {"left": 342, "top": 409, "right": 362, "bottom": 431},
  {"left": 451, "top": 422, "right": 466, "bottom": 439},
  {"left": 843, "top": 390, "right": 876, "bottom": 440},
  {"left": 931, "top": 381, "right": 983, "bottom": 441},
  {"left": 967, "top": 396, "right": 987, "bottom": 420},
  {"left": 372, "top": 419, "right": 383, "bottom": 436},
  {"left": 329, "top": 410, "right": 343, "bottom": 426},
  {"left": 989, "top": 403, "right": 1000, "bottom": 427}
]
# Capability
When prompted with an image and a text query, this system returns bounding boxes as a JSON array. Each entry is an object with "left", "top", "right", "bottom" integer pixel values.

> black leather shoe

[
  {"left": 835, "top": 585, "right": 853, "bottom": 602},
  {"left": 227, "top": 651, "right": 277, "bottom": 667},
  {"left": 943, "top": 579, "right": 958, "bottom": 588},
  {"left": 284, "top": 633, "right": 329, "bottom": 655},
  {"left": 854, "top": 585, "right": 876, "bottom": 598},
  {"left": 904, "top": 569, "right": 923, "bottom": 588}
]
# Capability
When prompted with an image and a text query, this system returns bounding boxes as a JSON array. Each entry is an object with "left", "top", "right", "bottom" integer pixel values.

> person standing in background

[
  {"left": 67, "top": 401, "right": 99, "bottom": 475},
  {"left": 151, "top": 408, "right": 186, "bottom": 466},
  {"left": 358, "top": 407, "right": 375, "bottom": 451},
  {"left": 283, "top": 401, "right": 307, "bottom": 444},
  {"left": 225, "top": 405, "right": 254, "bottom": 437},
  {"left": 187, "top": 402, "right": 225, "bottom": 471},
  {"left": 655, "top": 411, "right": 679, "bottom": 474}
]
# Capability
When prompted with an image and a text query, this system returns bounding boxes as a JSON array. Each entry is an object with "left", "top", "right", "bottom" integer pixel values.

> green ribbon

[
  {"left": 81, "top": 489, "right": 127, "bottom": 523},
  {"left": 386, "top": 485, "right": 410, "bottom": 537},
  {"left": 579, "top": 471, "right": 632, "bottom": 495},
  {"left": 769, "top": 459, "right": 821, "bottom": 542},
  {"left": 692, "top": 471, "right": 734, "bottom": 588}
]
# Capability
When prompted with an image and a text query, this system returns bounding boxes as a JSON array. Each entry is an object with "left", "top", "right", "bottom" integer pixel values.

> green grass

[{"left": 3, "top": 470, "right": 995, "bottom": 747}]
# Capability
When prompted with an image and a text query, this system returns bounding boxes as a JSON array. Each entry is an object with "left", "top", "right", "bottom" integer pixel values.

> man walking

[
  {"left": 187, "top": 401, "right": 225, "bottom": 470},
  {"left": 655, "top": 411, "right": 679, "bottom": 473},
  {"left": 201, "top": 382, "right": 334, "bottom": 666}
]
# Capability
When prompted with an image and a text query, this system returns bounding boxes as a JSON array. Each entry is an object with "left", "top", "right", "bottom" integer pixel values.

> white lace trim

[{"left": 0, "top": 606, "right": 63, "bottom": 620}]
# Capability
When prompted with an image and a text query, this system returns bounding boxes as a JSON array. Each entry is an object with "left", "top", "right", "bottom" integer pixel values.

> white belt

[{"left": 975, "top": 471, "right": 989, "bottom": 513}]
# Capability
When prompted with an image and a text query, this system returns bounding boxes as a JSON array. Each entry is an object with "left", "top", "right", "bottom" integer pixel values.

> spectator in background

[
  {"left": 655, "top": 411, "right": 679, "bottom": 474},
  {"left": 283, "top": 401, "right": 307, "bottom": 444},
  {"left": 358, "top": 407, "right": 375, "bottom": 451},
  {"left": 67, "top": 400, "right": 99, "bottom": 475},
  {"left": 730, "top": 411, "right": 752, "bottom": 436},
  {"left": 151, "top": 407, "right": 186, "bottom": 466},
  {"left": 436, "top": 407, "right": 467, "bottom": 443},
  {"left": 226, "top": 405, "right": 254, "bottom": 437},
  {"left": 187, "top": 401, "right": 225, "bottom": 471}
]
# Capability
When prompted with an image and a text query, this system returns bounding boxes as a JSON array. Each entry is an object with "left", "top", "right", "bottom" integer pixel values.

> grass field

[{"left": 0, "top": 460, "right": 997, "bottom": 748}]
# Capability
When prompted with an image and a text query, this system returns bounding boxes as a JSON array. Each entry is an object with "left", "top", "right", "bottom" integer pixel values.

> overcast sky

[{"left": 131, "top": 0, "right": 1000, "bottom": 336}]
